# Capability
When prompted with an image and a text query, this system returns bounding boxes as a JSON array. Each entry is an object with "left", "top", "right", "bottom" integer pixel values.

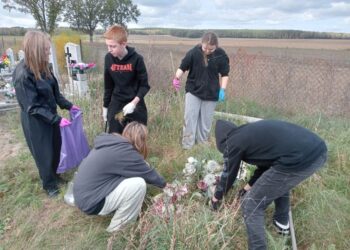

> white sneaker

[{"left": 273, "top": 219, "right": 290, "bottom": 236}]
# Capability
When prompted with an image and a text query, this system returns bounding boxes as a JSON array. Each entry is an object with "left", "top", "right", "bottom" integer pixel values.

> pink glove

[
  {"left": 60, "top": 118, "right": 71, "bottom": 127},
  {"left": 172, "top": 78, "right": 181, "bottom": 91},
  {"left": 70, "top": 105, "right": 80, "bottom": 111}
]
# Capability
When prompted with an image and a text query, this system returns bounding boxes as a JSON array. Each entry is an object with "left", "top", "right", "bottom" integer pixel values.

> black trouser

[
  {"left": 21, "top": 112, "right": 61, "bottom": 190},
  {"left": 107, "top": 99, "right": 148, "bottom": 134},
  {"left": 242, "top": 151, "right": 327, "bottom": 250}
]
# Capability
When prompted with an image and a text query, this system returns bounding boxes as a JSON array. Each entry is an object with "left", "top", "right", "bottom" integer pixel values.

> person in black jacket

[
  {"left": 13, "top": 31, "right": 79, "bottom": 197},
  {"left": 211, "top": 119, "right": 327, "bottom": 250},
  {"left": 102, "top": 25, "right": 150, "bottom": 134},
  {"left": 73, "top": 122, "right": 166, "bottom": 232},
  {"left": 172, "top": 32, "right": 230, "bottom": 149}
]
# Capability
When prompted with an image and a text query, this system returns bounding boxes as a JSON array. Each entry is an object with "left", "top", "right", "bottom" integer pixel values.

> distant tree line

[
  {"left": 2, "top": 26, "right": 349, "bottom": 40},
  {"left": 0, "top": 27, "right": 27, "bottom": 36},
  {"left": 129, "top": 28, "right": 350, "bottom": 39}
]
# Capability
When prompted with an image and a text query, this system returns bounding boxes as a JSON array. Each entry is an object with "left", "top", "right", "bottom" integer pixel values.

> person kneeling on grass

[
  {"left": 73, "top": 122, "right": 166, "bottom": 232},
  {"left": 211, "top": 119, "right": 327, "bottom": 250}
]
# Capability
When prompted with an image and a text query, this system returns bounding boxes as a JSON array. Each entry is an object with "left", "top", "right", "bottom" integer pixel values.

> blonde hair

[
  {"left": 103, "top": 25, "right": 128, "bottom": 43},
  {"left": 122, "top": 122, "right": 148, "bottom": 159},
  {"left": 23, "top": 31, "right": 52, "bottom": 80}
]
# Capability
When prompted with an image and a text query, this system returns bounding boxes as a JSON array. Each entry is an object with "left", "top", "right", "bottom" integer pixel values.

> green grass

[{"left": 0, "top": 85, "right": 349, "bottom": 249}]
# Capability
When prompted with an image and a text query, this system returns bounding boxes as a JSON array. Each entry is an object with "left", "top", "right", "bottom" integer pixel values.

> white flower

[
  {"left": 204, "top": 160, "right": 222, "bottom": 174},
  {"left": 183, "top": 162, "right": 196, "bottom": 176},
  {"left": 163, "top": 187, "right": 174, "bottom": 197},
  {"left": 203, "top": 173, "right": 216, "bottom": 186},
  {"left": 187, "top": 157, "right": 198, "bottom": 164}
]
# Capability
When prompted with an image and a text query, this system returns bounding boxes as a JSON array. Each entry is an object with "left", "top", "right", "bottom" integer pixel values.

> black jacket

[
  {"left": 103, "top": 46, "right": 150, "bottom": 108},
  {"left": 13, "top": 60, "right": 72, "bottom": 124},
  {"left": 214, "top": 119, "right": 327, "bottom": 200},
  {"left": 179, "top": 45, "right": 229, "bottom": 101},
  {"left": 73, "top": 133, "right": 166, "bottom": 215}
]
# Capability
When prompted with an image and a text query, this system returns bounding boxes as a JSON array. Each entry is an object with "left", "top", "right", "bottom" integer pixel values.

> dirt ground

[{"left": 0, "top": 112, "right": 23, "bottom": 169}]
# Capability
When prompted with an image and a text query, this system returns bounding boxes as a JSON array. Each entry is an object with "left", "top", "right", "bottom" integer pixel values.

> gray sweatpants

[{"left": 182, "top": 92, "right": 217, "bottom": 149}]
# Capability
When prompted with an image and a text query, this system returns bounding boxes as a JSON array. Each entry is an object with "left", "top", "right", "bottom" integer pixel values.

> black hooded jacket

[
  {"left": 103, "top": 46, "right": 150, "bottom": 108},
  {"left": 13, "top": 60, "right": 72, "bottom": 124},
  {"left": 179, "top": 45, "right": 229, "bottom": 101},
  {"left": 214, "top": 119, "right": 327, "bottom": 200}
]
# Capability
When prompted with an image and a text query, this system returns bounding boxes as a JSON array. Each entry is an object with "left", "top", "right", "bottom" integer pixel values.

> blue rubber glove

[{"left": 218, "top": 88, "right": 225, "bottom": 102}]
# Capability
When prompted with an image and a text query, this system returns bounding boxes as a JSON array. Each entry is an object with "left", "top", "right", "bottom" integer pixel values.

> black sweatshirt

[
  {"left": 179, "top": 44, "right": 229, "bottom": 101},
  {"left": 214, "top": 119, "right": 327, "bottom": 200},
  {"left": 73, "top": 133, "right": 166, "bottom": 215},
  {"left": 103, "top": 46, "right": 150, "bottom": 108}
]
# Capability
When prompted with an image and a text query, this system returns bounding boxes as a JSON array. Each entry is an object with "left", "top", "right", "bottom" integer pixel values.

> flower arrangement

[
  {"left": 149, "top": 156, "right": 251, "bottom": 218},
  {"left": 70, "top": 62, "right": 96, "bottom": 73},
  {"left": 196, "top": 160, "right": 223, "bottom": 198},
  {"left": 0, "top": 54, "right": 10, "bottom": 69},
  {"left": 151, "top": 181, "right": 188, "bottom": 218}
]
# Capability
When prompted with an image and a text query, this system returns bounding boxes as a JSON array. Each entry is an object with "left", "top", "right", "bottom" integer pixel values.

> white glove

[
  {"left": 102, "top": 107, "right": 108, "bottom": 122},
  {"left": 123, "top": 102, "right": 136, "bottom": 115}
]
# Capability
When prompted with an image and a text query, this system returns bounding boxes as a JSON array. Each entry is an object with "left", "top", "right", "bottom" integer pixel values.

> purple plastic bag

[{"left": 57, "top": 109, "right": 90, "bottom": 173}]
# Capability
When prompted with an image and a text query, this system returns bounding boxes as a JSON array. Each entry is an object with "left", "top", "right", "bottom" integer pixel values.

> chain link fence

[
  {"left": 53, "top": 41, "right": 350, "bottom": 118},
  {"left": 229, "top": 48, "right": 350, "bottom": 117}
]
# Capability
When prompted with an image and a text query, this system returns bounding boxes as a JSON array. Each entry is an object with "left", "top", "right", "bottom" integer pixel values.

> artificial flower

[
  {"left": 70, "top": 62, "right": 96, "bottom": 71},
  {"left": 0, "top": 54, "right": 10, "bottom": 68}
]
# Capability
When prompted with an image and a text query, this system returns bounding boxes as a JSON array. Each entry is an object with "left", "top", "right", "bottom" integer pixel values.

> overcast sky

[{"left": 1, "top": 0, "right": 349, "bottom": 33}]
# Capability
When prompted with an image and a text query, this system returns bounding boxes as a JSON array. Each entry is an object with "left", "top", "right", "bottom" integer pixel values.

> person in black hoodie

[
  {"left": 13, "top": 31, "right": 79, "bottom": 197},
  {"left": 172, "top": 32, "right": 230, "bottom": 149},
  {"left": 211, "top": 119, "right": 327, "bottom": 250},
  {"left": 102, "top": 25, "right": 150, "bottom": 134},
  {"left": 73, "top": 122, "right": 166, "bottom": 232}
]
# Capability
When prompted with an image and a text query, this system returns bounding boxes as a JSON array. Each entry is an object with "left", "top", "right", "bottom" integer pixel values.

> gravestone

[
  {"left": 18, "top": 50, "right": 25, "bottom": 61},
  {"left": 6, "top": 48, "right": 15, "bottom": 66},
  {"left": 64, "top": 43, "right": 88, "bottom": 96}
]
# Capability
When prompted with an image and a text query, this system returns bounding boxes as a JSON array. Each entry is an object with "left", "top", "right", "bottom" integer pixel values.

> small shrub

[{"left": 52, "top": 31, "right": 82, "bottom": 74}]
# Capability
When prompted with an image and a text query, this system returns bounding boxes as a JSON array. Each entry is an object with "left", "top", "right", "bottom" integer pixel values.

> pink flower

[
  {"left": 153, "top": 199, "right": 165, "bottom": 215},
  {"left": 176, "top": 185, "right": 188, "bottom": 197},
  {"left": 70, "top": 62, "right": 96, "bottom": 71},
  {"left": 197, "top": 180, "right": 208, "bottom": 191}
]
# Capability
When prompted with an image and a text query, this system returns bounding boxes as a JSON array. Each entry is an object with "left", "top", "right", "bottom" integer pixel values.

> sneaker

[
  {"left": 273, "top": 220, "right": 290, "bottom": 236},
  {"left": 46, "top": 188, "right": 60, "bottom": 198}
]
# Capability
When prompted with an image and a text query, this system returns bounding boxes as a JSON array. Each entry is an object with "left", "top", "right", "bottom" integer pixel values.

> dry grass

[{"left": 1, "top": 34, "right": 350, "bottom": 249}]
